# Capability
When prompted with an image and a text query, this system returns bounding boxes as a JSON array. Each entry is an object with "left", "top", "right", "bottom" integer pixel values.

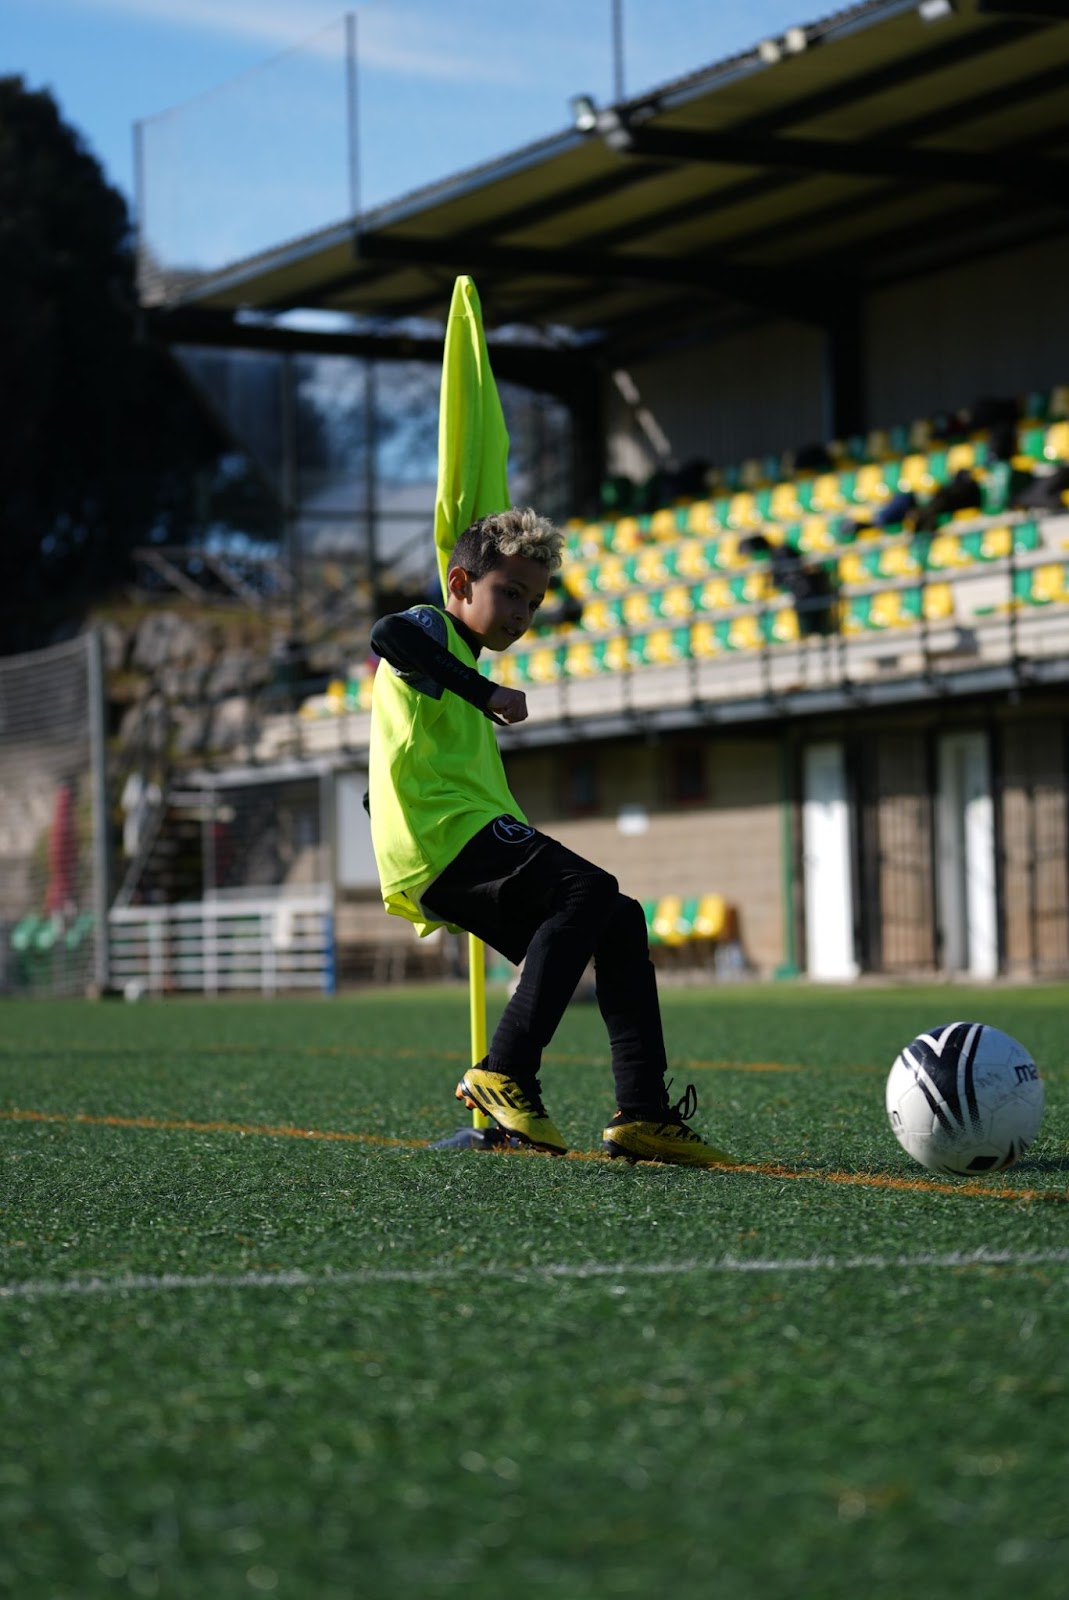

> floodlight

[
  {"left": 595, "top": 107, "right": 635, "bottom": 152},
  {"left": 918, "top": 0, "right": 956, "bottom": 18},
  {"left": 784, "top": 26, "right": 809, "bottom": 51},
  {"left": 570, "top": 94, "right": 599, "bottom": 134},
  {"left": 758, "top": 38, "right": 783, "bottom": 63}
]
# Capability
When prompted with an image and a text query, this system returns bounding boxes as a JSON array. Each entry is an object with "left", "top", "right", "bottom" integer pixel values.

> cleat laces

[
  {"left": 519, "top": 1076, "right": 550, "bottom": 1118},
  {"left": 656, "top": 1079, "right": 699, "bottom": 1132}
]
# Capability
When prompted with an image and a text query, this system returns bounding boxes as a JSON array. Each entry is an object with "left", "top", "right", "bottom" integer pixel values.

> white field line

[{"left": 3, "top": 1248, "right": 1069, "bottom": 1302}]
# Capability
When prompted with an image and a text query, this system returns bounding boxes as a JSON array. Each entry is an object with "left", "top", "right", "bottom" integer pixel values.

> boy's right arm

[{"left": 371, "top": 610, "right": 529, "bottom": 721}]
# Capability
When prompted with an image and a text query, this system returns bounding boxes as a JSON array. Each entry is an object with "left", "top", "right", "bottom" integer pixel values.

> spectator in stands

[
  {"left": 794, "top": 441, "right": 835, "bottom": 475},
  {"left": 741, "top": 534, "right": 839, "bottom": 636},
  {"left": 912, "top": 467, "right": 982, "bottom": 534},
  {"left": 366, "top": 506, "right": 735, "bottom": 1168}
]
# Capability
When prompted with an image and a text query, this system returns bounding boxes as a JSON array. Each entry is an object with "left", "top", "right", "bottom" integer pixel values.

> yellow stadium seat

[
  {"left": 838, "top": 550, "right": 866, "bottom": 585},
  {"left": 728, "top": 614, "right": 762, "bottom": 650},
  {"left": 612, "top": 516, "right": 643, "bottom": 552},
  {"left": 882, "top": 542, "right": 921, "bottom": 578},
  {"left": 870, "top": 590, "right": 903, "bottom": 628},
  {"left": 854, "top": 463, "right": 892, "bottom": 505},
  {"left": 661, "top": 585, "right": 694, "bottom": 619},
  {"left": 646, "top": 629, "right": 677, "bottom": 666},
  {"left": 980, "top": 526, "right": 1012, "bottom": 560},
  {"left": 623, "top": 592, "right": 652, "bottom": 627},
  {"left": 1031, "top": 564, "right": 1067, "bottom": 603},
  {"left": 604, "top": 635, "right": 632, "bottom": 672},
  {"left": 717, "top": 533, "right": 748, "bottom": 568},
  {"left": 635, "top": 547, "right": 668, "bottom": 586},
  {"left": 699, "top": 577, "right": 733, "bottom": 611},
  {"left": 594, "top": 556, "right": 628, "bottom": 593},
  {"left": 898, "top": 453, "right": 937, "bottom": 494},
  {"left": 582, "top": 598, "right": 615, "bottom": 633},
  {"left": 1045, "top": 421, "right": 1069, "bottom": 463},
  {"left": 727, "top": 492, "right": 760, "bottom": 530},
  {"left": 564, "top": 564, "right": 595, "bottom": 597},
  {"left": 676, "top": 539, "right": 712, "bottom": 579},
  {"left": 928, "top": 533, "right": 971, "bottom": 569},
  {"left": 565, "top": 641, "right": 597, "bottom": 678},
  {"left": 693, "top": 894, "right": 728, "bottom": 940},
  {"left": 690, "top": 621, "right": 719, "bottom": 658},
  {"left": 797, "top": 516, "right": 836, "bottom": 554},
  {"left": 770, "top": 607, "right": 800, "bottom": 643},
  {"left": 529, "top": 648, "right": 561, "bottom": 684},
  {"left": 770, "top": 482, "right": 804, "bottom": 522},
  {"left": 946, "top": 443, "right": 977, "bottom": 474},
  {"left": 652, "top": 895, "right": 684, "bottom": 945},
  {"left": 923, "top": 583, "right": 955, "bottom": 621},
  {"left": 812, "top": 473, "right": 846, "bottom": 513}
]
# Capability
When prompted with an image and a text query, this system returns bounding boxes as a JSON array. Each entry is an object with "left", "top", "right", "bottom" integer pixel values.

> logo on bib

[{"left": 493, "top": 816, "right": 535, "bottom": 844}]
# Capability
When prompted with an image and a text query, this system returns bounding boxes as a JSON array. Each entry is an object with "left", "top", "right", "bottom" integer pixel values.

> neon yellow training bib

[{"left": 368, "top": 606, "right": 525, "bottom": 935}]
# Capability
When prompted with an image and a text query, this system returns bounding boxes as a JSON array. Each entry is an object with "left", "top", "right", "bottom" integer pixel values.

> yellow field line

[
  {"left": 1, "top": 1108, "right": 420, "bottom": 1150},
  {"left": 3, "top": 1107, "right": 1065, "bottom": 1203}
]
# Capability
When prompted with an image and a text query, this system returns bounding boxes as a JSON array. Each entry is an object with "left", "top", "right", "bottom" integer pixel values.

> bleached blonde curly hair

[{"left": 449, "top": 507, "right": 564, "bottom": 577}]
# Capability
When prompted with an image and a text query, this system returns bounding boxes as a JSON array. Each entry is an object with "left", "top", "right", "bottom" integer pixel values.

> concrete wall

[
  {"left": 866, "top": 234, "right": 1069, "bottom": 429},
  {"left": 601, "top": 235, "right": 1069, "bottom": 486},
  {"left": 504, "top": 733, "right": 785, "bottom": 974},
  {"left": 604, "top": 319, "right": 826, "bottom": 481}
]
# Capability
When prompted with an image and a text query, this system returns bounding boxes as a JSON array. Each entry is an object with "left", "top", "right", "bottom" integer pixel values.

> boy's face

[{"left": 445, "top": 553, "right": 547, "bottom": 652}]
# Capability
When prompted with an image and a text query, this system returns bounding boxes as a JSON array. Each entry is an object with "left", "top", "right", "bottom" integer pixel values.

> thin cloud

[{"left": 60, "top": 0, "right": 519, "bottom": 85}]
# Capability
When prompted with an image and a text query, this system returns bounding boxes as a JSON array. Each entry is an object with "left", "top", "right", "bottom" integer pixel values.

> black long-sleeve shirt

[{"left": 369, "top": 606, "right": 497, "bottom": 714}]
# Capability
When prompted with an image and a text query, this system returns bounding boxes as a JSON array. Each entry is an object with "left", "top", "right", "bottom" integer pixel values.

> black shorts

[{"left": 421, "top": 815, "right": 607, "bottom": 966}]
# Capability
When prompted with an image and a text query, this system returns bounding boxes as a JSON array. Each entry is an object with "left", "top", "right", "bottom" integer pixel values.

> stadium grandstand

[{"left": 124, "top": 0, "right": 1069, "bottom": 993}]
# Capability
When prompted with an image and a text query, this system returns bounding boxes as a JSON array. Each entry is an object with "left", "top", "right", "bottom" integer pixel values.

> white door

[
  {"left": 937, "top": 733, "right": 997, "bottom": 978},
  {"left": 335, "top": 771, "right": 378, "bottom": 888},
  {"left": 803, "top": 742, "right": 858, "bottom": 979}
]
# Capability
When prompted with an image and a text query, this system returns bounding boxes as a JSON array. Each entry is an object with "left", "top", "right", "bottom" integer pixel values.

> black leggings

[{"left": 421, "top": 818, "right": 668, "bottom": 1115}]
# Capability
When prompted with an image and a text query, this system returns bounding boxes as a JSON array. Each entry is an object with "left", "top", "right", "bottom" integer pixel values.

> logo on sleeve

[{"left": 493, "top": 816, "right": 535, "bottom": 844}]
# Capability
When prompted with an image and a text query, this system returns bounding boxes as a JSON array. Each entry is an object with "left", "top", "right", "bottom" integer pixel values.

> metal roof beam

[
  {"left": 353, "top": 231, "right": 844, "bottom": 327},
  {"left": 621, "top": 126, "right": 1068, "bottom": 199}
]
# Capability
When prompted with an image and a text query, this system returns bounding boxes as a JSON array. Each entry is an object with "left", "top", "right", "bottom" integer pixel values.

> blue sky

[{"left": 7, "top": 0, "right": 819, "bottom": 270}]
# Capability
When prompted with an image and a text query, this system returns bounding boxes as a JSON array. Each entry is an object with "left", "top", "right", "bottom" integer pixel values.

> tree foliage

[{"left": 0, "top": 77, "right": 224, "bottom": 649}]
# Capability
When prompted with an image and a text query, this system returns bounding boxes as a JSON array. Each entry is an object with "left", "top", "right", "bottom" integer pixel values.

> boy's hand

[{"left": 486, "top": 686, "right": 528, "bottom": 725}]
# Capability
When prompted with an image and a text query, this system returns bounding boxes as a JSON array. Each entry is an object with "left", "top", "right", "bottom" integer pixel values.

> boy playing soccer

[{"left": 367, "top": 506, "right": 736, "bottom": 1167}]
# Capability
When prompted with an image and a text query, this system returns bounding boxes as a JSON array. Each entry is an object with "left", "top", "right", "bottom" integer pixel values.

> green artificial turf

[{"left": 2, "top": 985, "right": 1067, "bottom": 1599}]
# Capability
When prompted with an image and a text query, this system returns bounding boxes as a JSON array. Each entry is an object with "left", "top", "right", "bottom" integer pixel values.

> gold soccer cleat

[
  {"left": 602, "top": 1082, "right": 738, "bottom": 1168},
  {"left": 456, "top": 1065, "right": 568, "bottom": 1155}
]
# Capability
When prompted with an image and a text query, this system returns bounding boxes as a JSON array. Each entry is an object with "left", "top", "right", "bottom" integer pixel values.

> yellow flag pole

[
  {"left": 468, "top": 935, "right": 490, "bottom": 1129},
  {"left": 432, "top": 276, "right": 511, "bottom": 1140}
]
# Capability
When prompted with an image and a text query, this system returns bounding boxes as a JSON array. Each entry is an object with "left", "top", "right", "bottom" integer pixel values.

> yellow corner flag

[
  {"left": 434, "top": 276, "right": 511, "bottom": 600},
  {"left": 434, "top": 276, "right": 511, "bottom": 1128}
]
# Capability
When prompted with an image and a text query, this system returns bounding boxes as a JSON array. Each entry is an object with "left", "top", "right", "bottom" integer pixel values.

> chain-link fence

[{"left": 0, "top": 633, "right": 109, "bottom": 997}]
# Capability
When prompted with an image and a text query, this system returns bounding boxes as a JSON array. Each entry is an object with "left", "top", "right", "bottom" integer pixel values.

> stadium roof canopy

[{"left": 149, "top": 0, "right": 1069, "bottom": 368}]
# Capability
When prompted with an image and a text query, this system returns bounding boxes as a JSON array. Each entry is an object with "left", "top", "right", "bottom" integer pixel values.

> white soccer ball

[{"left": 885, "top": 1022, "right": 1043, "bottom": 1176}]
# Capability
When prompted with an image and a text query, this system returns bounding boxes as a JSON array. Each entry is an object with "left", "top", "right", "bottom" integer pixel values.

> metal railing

[{"left": 108, "top": 890, "right": 335, "bottom": 997}]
